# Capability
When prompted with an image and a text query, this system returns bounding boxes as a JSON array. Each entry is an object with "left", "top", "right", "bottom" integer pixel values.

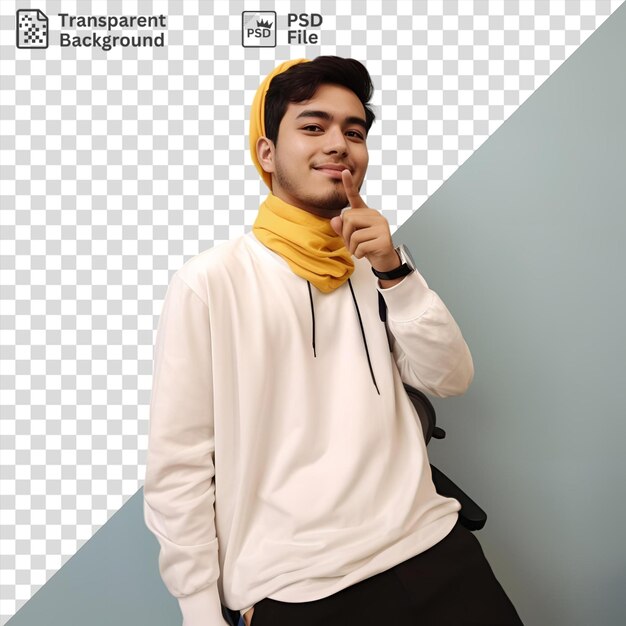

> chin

[
  {"left": 313, "top": 197, "right": 348, "bottom": 213},
  {"left": 308, "top": 187, "right": 347, "bottom": 209}
]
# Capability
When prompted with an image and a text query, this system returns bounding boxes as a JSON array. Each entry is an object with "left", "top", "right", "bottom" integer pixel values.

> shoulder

[
  {"left": 179, "top": 234, "right": 248, "bottom": 276},
  {"left": 174, "top": 234, "right": 251, "bottom": 305}
]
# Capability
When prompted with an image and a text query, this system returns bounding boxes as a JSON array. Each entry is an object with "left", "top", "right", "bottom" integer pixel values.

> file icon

[{"left": 16, "top": 9, "right": 49, "bottom": 49}]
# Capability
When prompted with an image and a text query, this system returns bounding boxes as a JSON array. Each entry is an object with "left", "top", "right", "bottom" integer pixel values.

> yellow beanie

[{"left": 249, "top": 58, "right": 311, "bottom": 191}]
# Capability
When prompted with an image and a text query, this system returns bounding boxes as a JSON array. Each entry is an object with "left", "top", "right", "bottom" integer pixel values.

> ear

[{"left": 256, "top": 136, "right": 275, "bottom": 174}]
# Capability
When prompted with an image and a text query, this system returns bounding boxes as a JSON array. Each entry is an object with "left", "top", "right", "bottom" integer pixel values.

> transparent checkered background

[{"left": 0, "top": 0, "right": 622, "bottom": 622}]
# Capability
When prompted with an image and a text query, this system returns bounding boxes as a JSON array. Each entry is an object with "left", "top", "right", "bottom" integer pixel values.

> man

[{"left": 144, "top": 56, "right": 523, "bottom": 626}]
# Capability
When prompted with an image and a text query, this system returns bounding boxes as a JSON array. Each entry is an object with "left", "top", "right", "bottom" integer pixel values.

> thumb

[{"left": 330, "top": 215, "right": 343, "bottom": 236}]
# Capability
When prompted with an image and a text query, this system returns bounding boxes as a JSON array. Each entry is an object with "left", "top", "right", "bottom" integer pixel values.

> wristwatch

[{"left": 371, "top": 244, "right": 416, "bottom": 280}]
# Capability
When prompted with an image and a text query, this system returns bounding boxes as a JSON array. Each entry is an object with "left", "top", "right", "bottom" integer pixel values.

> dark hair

[{"left": 264, "top": 55, "right": 376, "bottom": 146}]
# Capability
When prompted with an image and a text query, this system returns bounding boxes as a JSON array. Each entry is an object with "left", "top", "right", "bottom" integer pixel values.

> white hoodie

[{"left": 144, "top": 231, "right": 474, "bottom": 625}]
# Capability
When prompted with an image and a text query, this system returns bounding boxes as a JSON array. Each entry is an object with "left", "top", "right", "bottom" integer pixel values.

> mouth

[{"left": 313, "top": 165, "right": 350, "bottom": 180}]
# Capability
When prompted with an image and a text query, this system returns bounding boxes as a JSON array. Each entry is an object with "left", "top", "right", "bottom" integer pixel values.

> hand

[
  {"left": 243, "top": 606, "right": 254, "bottom": 626},
  {"left": 330, "top": 169, "right": 404, "bottom": 287}
]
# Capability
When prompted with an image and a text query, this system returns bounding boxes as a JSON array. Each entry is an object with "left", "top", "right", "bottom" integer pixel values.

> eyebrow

[{"left": 294, "top": 110, "right": 368, "bottom": 132}]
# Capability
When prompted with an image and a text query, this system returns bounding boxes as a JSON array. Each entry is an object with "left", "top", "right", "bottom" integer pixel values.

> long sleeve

[
  {"left": 377, "top": 270, "right": 474, "bottom": 398},
  {"left": 143, "top": 271, "right": 229, "bottom": 626}
]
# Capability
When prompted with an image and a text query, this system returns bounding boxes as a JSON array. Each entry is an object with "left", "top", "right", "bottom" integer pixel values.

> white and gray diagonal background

[{"left": 0, "top": 0, "right": 623, "bottom": 623}]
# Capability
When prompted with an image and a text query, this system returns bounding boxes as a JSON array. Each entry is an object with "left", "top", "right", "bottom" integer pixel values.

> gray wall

[
  {"left": 394, "top": 5, "right": 626, "bottom": 625},
  {"left": 6, "top": 489, "right": 183, "bottom": 626}
]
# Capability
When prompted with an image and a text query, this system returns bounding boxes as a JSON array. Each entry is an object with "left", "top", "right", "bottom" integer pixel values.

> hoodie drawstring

[
  {"left": 306, "top": 280, "right": 316, "bottom": 358},
  {"left": 306, "top": 279, "right": 381, "bottom": 396},
  {"left": 348, "top": 278, "right": 381, "bottom": 396}
]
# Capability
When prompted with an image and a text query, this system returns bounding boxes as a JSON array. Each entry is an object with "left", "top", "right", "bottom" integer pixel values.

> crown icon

[{"left": 257, "top": 18, "right": 272, "bottom": 28}]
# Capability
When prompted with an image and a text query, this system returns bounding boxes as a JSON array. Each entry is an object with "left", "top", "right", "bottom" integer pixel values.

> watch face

[{"left": 398, "top": 244, "right": 416, "bottom": 271}]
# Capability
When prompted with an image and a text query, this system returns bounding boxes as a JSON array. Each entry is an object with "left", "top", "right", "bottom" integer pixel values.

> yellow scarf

[{"left": 253, "top": 193, "right": 354, "bottom": 293}]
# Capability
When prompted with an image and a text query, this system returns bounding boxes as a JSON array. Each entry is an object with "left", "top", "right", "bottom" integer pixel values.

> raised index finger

[{"left": 341, "top": 169, "right": 368, "bottom": 209}]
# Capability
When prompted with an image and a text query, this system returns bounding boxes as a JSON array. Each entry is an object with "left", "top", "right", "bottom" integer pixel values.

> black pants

[{"left": 248, "top": 518, "right": 523, "bottom": 625}]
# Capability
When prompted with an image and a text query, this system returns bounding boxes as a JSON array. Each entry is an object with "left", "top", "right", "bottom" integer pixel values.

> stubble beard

[{"left": 274, "top": 163, "right": 349, "bottom": 215}]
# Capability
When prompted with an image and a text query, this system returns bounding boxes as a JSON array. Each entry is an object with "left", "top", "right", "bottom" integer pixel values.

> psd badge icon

[
  {"left": 242, "top": 11, "right": 276, "bottom": 47},
  {"left": 16, "top": 9, "right": 49, "bottom": 49}
]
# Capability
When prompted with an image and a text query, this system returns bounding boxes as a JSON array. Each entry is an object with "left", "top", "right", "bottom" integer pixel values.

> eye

[
  {"left": 347, "top": 130, "right": 365, "bottom": 140},
  {"left": 302, "top": 124, "right": 322, "bottom": 132}
]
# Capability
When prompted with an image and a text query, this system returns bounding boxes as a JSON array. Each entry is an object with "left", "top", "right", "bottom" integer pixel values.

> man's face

[{"left": 258, "top": 83, "right": 369, "bottom": 218}]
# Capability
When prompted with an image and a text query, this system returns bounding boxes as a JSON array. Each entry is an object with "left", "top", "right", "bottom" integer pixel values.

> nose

[{"left": 323, "top": 125, "right": 348, "bottom": 156}]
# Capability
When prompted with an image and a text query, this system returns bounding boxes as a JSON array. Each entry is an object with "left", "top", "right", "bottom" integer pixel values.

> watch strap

[{"left": 371, "top": 261, "right": 412, "bottom": 280}]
